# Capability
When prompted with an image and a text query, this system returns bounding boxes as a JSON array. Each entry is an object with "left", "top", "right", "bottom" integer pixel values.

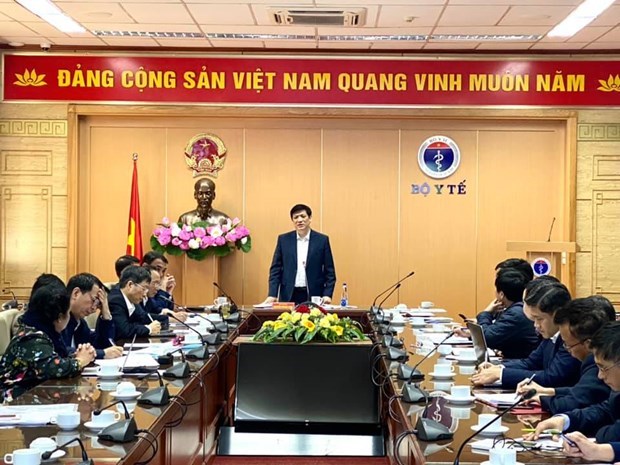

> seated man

[
  {"left": 142, "top": 251, "right": 176, "bottom": 314},
  {"left": 475, "top": 268, "right": 539, "bottom": 359},
  {"left": 528, "top": 322, "right": 620, "bottom": 464},
  {"left": 143, "top": 266, "right": 188, "bottom": 322},
  {"left": 472, "top": 280, "right": 581, "bottom": 389},
  {"left": 109, "top": 266, "right": 165, "bottom": 340},
  {"left": 108, "top": 255, "right": 140, "bottom": 290},
  {"left": 62, "top": 273, "right": 123, "bottom": 360},
  {"left": 517, "top": 296, "right": 613, "bottom": 413}
]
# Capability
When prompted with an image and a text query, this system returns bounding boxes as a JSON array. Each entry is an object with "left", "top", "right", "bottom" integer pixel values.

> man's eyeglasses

[
  {"left": 563, "top": 339, "right": 587, "bottom": 351},
  {"left": 133, "top": 283, "right": 149, "bottom": 293},
  {"left": 597, "top": 360, "right": 620, "bottom": 374}
]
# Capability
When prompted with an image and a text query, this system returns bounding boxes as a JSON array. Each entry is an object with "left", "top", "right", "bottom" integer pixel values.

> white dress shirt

[
  {"left": 294, "top": 230, "right": 311, "bottom": 288},
  {"left": 122, "top": 290, "right": 136, "bottom": 317}
]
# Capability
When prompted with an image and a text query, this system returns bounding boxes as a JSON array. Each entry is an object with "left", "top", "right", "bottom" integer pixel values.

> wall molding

[
  {"left": 0, "top": 120, "right": 67, "bottom": 137},
  {"left": 578, "top": 123, "right": 620, "bottom": 141}
]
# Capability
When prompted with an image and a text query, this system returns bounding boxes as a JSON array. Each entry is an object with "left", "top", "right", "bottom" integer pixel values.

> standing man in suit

[{"left": 263, "top": 204, "right": 336, "bottom": 305}]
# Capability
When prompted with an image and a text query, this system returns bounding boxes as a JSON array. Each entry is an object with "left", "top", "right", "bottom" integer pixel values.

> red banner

[{"left": 4, "top": 54, "right": 620, "bottom": 106}]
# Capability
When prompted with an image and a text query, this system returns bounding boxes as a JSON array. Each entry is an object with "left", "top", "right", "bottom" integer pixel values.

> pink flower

[
  {"left": 232, "top": 217, "right": 241, "bottom": 226},
  {"left": 214, "top": 236, "right": 226, "bottom": 246},
  {"left": 179, "top": 229, "right": 192, "bottom": 241},
  {"left": 193, "top": 226, "right": 206, "bottom": 238},
  {"left": 225, "top": 232, "right": 236, "bottom": 242},
  {"left": 162, "top": 217, "right": 171, "bottom": 226},
  {"left": 201, "top": 236, "right": 215, "bottom": 248},
  {"left": 208, "top": 226, "right": 223, "bottom": 237},
  {"left": 236, "top": 226, "right": 250, "bottom": 238},
  {"left": 157, "top": 234, "right": 171, "bottom": 246},
  {"left": 179, "top": 242, "right": 190, "bottom": 250},
  {"left": 171, "top": 237, "right": 182, "bottom": 246}
]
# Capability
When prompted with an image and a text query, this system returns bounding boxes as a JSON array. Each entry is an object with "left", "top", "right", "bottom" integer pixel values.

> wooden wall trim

[{"left": 67, "top": 106, "right": 79, "bottom": 276}]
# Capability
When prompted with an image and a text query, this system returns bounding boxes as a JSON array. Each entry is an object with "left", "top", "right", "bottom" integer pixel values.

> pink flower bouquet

[{"left": 150, "top": 217, "right": 251, "bottom": 260}]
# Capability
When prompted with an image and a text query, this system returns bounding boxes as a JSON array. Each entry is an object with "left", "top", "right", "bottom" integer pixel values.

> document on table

[
  {"left": 474, "top": 392, "right": 520, "bottom": 407},
  {"left": 0, "top": 403, "right": 78, "bottom": 425},
  {"left": 96, "top": 353, "right": 159, "bottom": 369}
]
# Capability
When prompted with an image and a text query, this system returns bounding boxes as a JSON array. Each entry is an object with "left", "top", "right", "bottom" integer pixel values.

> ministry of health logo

[{"left": 417, "top": 135, "right": 461, "bottom": 179}]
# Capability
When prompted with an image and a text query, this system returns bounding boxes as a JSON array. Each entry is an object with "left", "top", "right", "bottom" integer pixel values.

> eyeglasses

[
  {"left": 133, "top": 283, "right": 149, "bottom": 293},
  {"left": 563, "top": 339, "right": 587, "bottom": 351},
  {"left": 597, "top": 360, "right": 620, "bottom": 374}
]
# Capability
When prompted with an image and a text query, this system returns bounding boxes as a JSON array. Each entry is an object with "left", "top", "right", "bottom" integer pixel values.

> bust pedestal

[{"left": 169, "top": 255, "right": 219, "bottom": 307}]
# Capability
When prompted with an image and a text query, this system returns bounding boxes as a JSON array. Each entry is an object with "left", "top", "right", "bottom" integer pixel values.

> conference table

[{"left": 0, "top": 307, "right": 585, "bottom": 465}]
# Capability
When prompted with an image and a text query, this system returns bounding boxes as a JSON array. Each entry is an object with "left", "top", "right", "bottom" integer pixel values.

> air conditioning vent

[{"left": 269, "top": 8, "right": 366, "bottom": 27}]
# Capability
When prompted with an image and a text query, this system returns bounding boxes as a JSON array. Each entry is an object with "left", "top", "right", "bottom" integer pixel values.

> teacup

[
  {"left": 433, "top": 364, "right": 455, "bottom": 375},
  {"left": 477, "top": 413, "right": 503, "bottom": 432},
  {"left": 450, "top": 385, "right": 471, "bottom": 399},
  {"left": 97, "top": 381, "right": 120, "bottom": 391},
  {"left": 91, "top": 410, "right": 121, "bottom": 427},
  {"left": 436, "top": 357, "right": 452, "bottom": 365},
  {"left": 459, "top": 365, "right": 476, "bottom": 375},
  {"left": 29, "top": 438, "right": 56, "bottom": 454},
  {"left": 432, "top": 381, "right": 453, "bottom": 391},
  {"left": 97, "top": 364, "right": 121, "bottom": 376},
  {"left": 4, "top": 449, "right": 41, "bottom": 465},
  {"left": 420, "top": 301, "right": 434, "bottom": 309},
  {"left": 459, "top": 348, "right": 477, "bottom": 360},
  {"left": 50, "top": 411, "right": 80, "bottom": 430},
  {"left": 450, "top": 407, "right": 471, "bottom": 420},
  {"left": 213, "top": 296, "right": 229, "bottom": 307},
  {"left": 411, "top": 317, "right": 425, "bottom": 326},
  {"left": 311, "top": 296, "right": 324, "bottom": 305},
  {"left": 115, "top": 381, "right": 137, "bottom": 396},
  {"left": 117, "top": 401, "right": 137, "bottom": 414},
  {"left": 437, "top": 344, "right": 452, "bottom": 356},
  {"left": 489, "top": 447, "right": 517, "bottom": 465}
]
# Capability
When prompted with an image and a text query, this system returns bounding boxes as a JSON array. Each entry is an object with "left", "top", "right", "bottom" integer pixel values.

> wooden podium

[
  {"left": 506, "top": 241, "right": 579, "bottom": 292},
  {"left": 169, "top": 254, "right": 219, "bottom": 307}
]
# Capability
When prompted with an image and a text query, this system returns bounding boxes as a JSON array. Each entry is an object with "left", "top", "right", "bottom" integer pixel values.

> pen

[
  {"left": 525, "top": 373, "right": 537, "bottom": 385},
  {"left": 108, "top": 338, "right": 116, "bottom": 346},
  {"left": 521, "top": 428, "right": 562, "bottom": 434},
  {"left": 147, "top": 313, "right": 154, "bottom": 322}
]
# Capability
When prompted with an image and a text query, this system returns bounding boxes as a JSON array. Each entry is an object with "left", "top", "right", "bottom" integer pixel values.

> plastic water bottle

[{"left": 340, "top": 283, "right": 348, "bottom": 307}]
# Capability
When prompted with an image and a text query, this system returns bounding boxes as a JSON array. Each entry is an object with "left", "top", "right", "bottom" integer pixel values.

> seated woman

[{"left": 0, "top": 280, "right": 95, "bottom": 401}]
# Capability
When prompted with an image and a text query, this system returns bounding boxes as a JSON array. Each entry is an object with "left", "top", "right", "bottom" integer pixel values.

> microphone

[
  {"left": 163, "top": 347, "right": 190, "bottom": 379},
  {"left": 375, "top": 284, "right": 402, "bottom": 325},
  {"left": 213, "top": 281, "right": 239, "bottom": 315},
  {"left": 42, "top": 438, "right": 92, "bottom": 465},
  {"left": 401, "top": 331, "right": 456, "bottom": 402},
  {"left": 452, "top": 389, "right": 537, "bottom": 464},
  {"left": 371, "top": 271, "right": 415, "bottom": 309},
  {"left": 168, "top": 314, "right": 211, "bottom": 360},
  {"left": 1, "top": 289, "right": 18, "bottom": 310},
  {"left": 547, "top": 217, "right": 556, "bottom": 242},
  {"left": 415, "top": 391, "right": 454, "bottom": 441},
  {"left": 95, "top": 400, "right": 137, "bottom": 443},
  {"left": 186, "top": 311, "right": 227, "bottom": 341},
  {"left": 138, "top": 370, "right": 170, "bottom": 406}
]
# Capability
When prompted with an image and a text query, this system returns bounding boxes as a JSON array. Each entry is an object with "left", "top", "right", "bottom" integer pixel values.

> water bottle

[{"left": 340, "top": 283, "right": 348, "bottom": 308}]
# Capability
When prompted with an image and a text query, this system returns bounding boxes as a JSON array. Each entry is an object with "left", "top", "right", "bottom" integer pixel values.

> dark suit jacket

[
  {"left": 501, "top": 335, "right": 581, "bottom": 389},
  {"left": 61, "top": 315, "right": 115, "bottom": 359},
  {"left": 566, "top": 392, "right": 620, "bottom": 452},
  {"left": 540, "top": 354, "right": 611, "bottom": 414},
  {"left": 268, "top": 230, "right": 336, "bottom": 302},
  {"left": 476, "top": 302, "right": 540, "bottom": 359},
  {"left": 108, "top": 288, "right": 167, "bottom": 340}
]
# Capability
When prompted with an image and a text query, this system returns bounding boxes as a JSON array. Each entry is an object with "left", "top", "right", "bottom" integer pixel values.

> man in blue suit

[{"left": 263, "top": 204, "right": 336, "bottom": 305}]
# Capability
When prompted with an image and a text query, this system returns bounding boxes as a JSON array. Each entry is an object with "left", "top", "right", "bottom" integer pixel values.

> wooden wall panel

[
  {"left": 244, "top": 128, "right": 322, "bottom": 304},
  {"left": 400, "top": 129, "right": 478, "bottom": 315},
  {"left": 592, "top": 191, "right": 620, "bottom": 302},
  {"left": 322, "top": 128, "right": 400, "bottom": 307}
]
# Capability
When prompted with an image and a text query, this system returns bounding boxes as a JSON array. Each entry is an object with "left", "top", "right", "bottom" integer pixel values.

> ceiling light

[
  {"left": 547, "top": 0, "right": 615, "bottom": 37},
  {"left": 15, "top": 0, "right": 85, "bottom": 33},
  {"left": 8, "top": 42, "right": 25, "bottom": 47}
]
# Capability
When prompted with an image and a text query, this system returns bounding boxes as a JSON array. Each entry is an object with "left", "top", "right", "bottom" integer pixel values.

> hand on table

[{"left": 471, "top": 365, "right": 502, "bottom": 386}]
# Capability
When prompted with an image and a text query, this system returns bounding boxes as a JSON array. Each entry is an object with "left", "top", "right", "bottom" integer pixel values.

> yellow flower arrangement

[{"left": 253, "top": 309, "right": 367, "bottom": 344}]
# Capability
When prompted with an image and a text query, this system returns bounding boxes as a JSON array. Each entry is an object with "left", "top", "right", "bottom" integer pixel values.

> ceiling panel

[
  {"left": 448, "top": 0, "right": 580, "bottom": 4},
  {"left": 370, "top": 40, "right": 425, "bottom": 49},
  {"left": 433, "top": 25, "right": 551, "bottom": 35},
  {"left": 0, "top": 21, "right": 39, "bottom": 35},
  {"left": 56, "top": 2, "right": 135, "bottom": 23},
  {"left": 318, "top": 41, "right": 371, "bottom": 49},
  {"left": 207, "top": 39, "right": 264, "bottom": 47},
  {"left": 589, "top": 6, "right": 620, "bottom": 27},
  {"left": 84, "top": 22, "right": 201, "bottom": 32},
  {"left": 102, "top": 36, "right": 159, "bottom": 46},
  {"left": 122, "top": 3, "right": 196, "bottom": 24},
  {"left": 530, "top": 41, "right": 588, "bottom": 50},
  {"left": 437, "top": 5, "right": 509, "bottom": 27},
  {"left": 423, "top": 41, "right": 479, "bottom": 49},
  {"left": 476, "top": 41, "right": 536, "bottom": 50},
  {"left": 376, "top": 5, "right": 444, "bottom": 28},
  {"left": 49, "top": 37, "right": 108, "bottom": 45},
  {"left": 0, "top": 3, "right": 42, "bottom": 21},
  {"left": 500, "top": 5, "right": 575, "bottom": 26},
  {"left": 154, "top": 38, "right": 212, "bottom": 47},
  {"left": 189, "top": 4, "right": 255, "bottom": 26},
  {"left": 263, "top": 40, "right": 317, "bottom": 48}
]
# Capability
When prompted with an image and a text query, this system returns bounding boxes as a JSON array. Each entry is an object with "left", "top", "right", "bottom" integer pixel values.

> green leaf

[{"left": 166, "top": 247, "right": 184, "bottom": 257}]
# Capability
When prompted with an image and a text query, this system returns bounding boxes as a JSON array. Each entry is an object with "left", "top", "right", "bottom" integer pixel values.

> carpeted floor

[{"left": 212, "top": 457, "right": 389, "bottom": 465}]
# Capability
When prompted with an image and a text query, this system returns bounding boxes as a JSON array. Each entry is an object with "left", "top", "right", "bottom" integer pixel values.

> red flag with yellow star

[{"left": 126, "top": 157, "right": 143, "bottom": 259}]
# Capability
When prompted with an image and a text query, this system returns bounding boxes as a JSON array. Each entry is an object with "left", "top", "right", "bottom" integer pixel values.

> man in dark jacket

[{"left": 517, "top": 296, "right": 613, "bottom": 413}]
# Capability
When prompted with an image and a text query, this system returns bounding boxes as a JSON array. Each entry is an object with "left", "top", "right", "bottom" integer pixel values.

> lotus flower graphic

[
  {"left": 14, "top": 69, "right": 47, "bottom": 87},
  {"left": 597, "top": 75, "right": 620, "bottom": 92}
]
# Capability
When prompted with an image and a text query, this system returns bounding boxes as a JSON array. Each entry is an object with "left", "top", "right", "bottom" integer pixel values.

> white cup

[
  {"left": 489, "top": 448, "right": 517, "bottom": 465},
  {"left": 436, "top": 358, "right": 452, "bottom": 365},
  {"left": 432, "top": 381, "right": 453, "bottom": 391},
  {"left": 450, "top": 407, "right": 471, "bottom": 420},
  {"left": 437, "top": 344, "right": 452, "bottom": 356},
  {"left": 450, "top": 385, "right": 471, "bottom": 399},
  {"left": 459, "top": 348, "right": 477, "bottom": 360},
  {"left": 213, "top": 296, "right": 229, "bottom": 307},
  {"left": 29, "top": 438, "right": 56, "bottom": 454},
  {"left": 311, "top": 296, "right": 324, "bottom": 305},
  {"left": 411, "top": 317, "right": 425, "bottom": 326},
  {"left": 97, "top": 364, "right": 121, "bottom": 376},
  {"left": 420, "top": 301, "right": 434, "bottom": 309},
  {"left": 4, "top": 449, "right": 41, "bottom": 465},
  {"left": 459, "top": 365, "right": 476, "bottom": 375},
  {"left": 115, "top": 381, "right": 137, "bottom": 396},
  {"left": 50, "top": 411, "right": 80, "bottom": 430},
  {"left": 434, "top": 364, "right": 455, "bottom": 375},
  {"left": 91, "top": 410, "right": 121, "bottom": 426},
  {"left": 118, "top": 401, "right": 137, "bottom": 414},
  {"left": 478, "top": 413, "right": 502, "bottom": 432},
  {"left": 97, "top": 381, "right": 120, "bottom": 391}
]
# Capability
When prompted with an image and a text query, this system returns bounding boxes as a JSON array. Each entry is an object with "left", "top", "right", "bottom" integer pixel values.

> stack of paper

[
  {"left": 474, "top": 393, "right": 520, "bottom": 408},
  {"left": 0, "top": 403, "right": 77, "bottom": 425}
]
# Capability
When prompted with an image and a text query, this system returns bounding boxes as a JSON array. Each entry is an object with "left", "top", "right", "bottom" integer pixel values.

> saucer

[
  {"left": 110, "top": 391, "right": 141, "bottom": 400},
  {"left": 57, "top": 424, "right": 80, "bottom": 431},
  {"left": 84, "top": 420, "right": 110, "bottom": 431},
  {"left": 97, "top": 371, "right": 122, "bottom": 379},
  {"left": 41, "top": 450, "right": 66, "bottom": 463},
  {"left": 429, "top": 371, "right": 456, "bottom": 379},
  {"left": 455, "top": 355, "right": 478, "bottom": 363},
  {"left": 445, "top": 394, "right": 476, "bottom": 404},
  {"left": 481, "top": 461, "right": 523, "bottom": 465},
  {"left": 470, "top": 425, "right": 510, "bottom": 435}
]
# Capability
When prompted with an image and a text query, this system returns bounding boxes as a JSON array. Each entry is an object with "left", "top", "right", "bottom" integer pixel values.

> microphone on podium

[
  {"left": 1, "top": 289, "right": 18, "bottom": 310},
  {"left": 138, "top": 370, "right": 170, "bottom": 406},
  {"left": 168, "top": 314, "right": 212, "bottom": 360},
  {"left": 546, "top": 216, "right": 556, "bottom": 242},
  {"left": 42, "top": 438, "right": 92, "bottom": 465},
  {"left": 452, "top": 389, "right": 537, "bottom": 464},
  {"left": 95, "top": 400, "right": 137, "bottom": 443}
]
